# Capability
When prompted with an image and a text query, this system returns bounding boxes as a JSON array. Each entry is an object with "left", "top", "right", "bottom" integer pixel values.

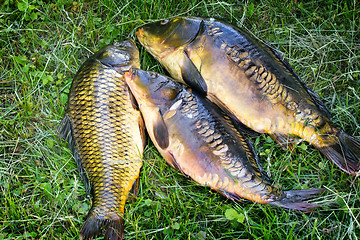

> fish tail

[
  {"left": 271, "top": 188, "right": 325, "bottom": 212},
  {"left": 317, "top": 130, "right": 360, "bottom": 175},
  {"left": 80, "top": 211, "right": 124, "bottom": 240}
]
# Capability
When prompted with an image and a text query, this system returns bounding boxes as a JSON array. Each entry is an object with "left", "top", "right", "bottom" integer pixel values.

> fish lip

[
  {"left": 136, "top": 28, "right": 145, "bottom": 39},
  {"left": 125, "top": 68, "right": 137, "bottom": 83}
]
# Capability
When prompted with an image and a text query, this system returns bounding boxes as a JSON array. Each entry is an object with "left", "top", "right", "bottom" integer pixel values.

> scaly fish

[
  {"left": 125, "top": 69, "right": 324, "bottom": 211},
  {"left": 59, "top": 39, "right": 145, "bottom": 240},
  {"left": 136, "top": 17, "right": 360, "bottom": 175}
]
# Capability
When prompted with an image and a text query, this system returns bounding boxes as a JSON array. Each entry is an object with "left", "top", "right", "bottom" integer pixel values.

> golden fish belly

[{"left": 68, "top": 62, "right": 143, "bottom": 218}]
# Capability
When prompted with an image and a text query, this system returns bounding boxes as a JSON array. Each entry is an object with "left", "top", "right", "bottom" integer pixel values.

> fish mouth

[
  {"left": 124, "top": 68, "right": 149, "bottom": 105},
  {"left": 124, "top": 68, "right": 137, "bottom": 83},
  {"left": 124, "top": 68, "right": 140, "bottom": 100},
  {"left": 136, "top": 28, "right": 145, "bottom": 40}
]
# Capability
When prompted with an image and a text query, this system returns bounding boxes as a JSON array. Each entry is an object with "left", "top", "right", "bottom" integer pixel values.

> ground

[{"left": 0, "top": 0, "right": 359, "bottom": 239}]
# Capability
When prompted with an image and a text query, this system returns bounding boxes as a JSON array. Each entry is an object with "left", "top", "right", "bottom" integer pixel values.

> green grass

[{"left": 1, "top": 0, "right": 359, "bottom": 239}]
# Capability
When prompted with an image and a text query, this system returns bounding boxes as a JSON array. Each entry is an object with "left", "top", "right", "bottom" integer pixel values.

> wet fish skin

[
  {"left": 137, "top": 17, "right": 360, "bottom": 175},
  {"left": 59, "top": 39, "right": 145, "bottom": 240},
  {"left": 125, "top": 69, "right": 324, "bottom": 211}
]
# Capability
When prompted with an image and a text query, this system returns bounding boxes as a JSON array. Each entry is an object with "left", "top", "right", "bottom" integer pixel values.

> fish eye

[
  {"left": 160, "top": 19, "right": 169, "bottom": 25},
  {"left": 150, "top": 72, "right": 158, "bottom": 78}
]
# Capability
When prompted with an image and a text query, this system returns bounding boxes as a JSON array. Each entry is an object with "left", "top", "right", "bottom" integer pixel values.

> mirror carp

[
  {"left": 125, "top": 69, "right": 324, "bottom": 211},
  {"left": 136, "top": 17, "right": 360, "bottom": 175}
]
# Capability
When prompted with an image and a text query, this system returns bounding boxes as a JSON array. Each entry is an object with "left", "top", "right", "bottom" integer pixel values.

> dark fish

[
  {"left": 125, "top": 69, "right": 324, "bottom": 211},
  {"left": 59, "top": 39, "right": 146, "bottom": 240},
  {"left": 136, "top": 17, "right": 360, "bottom": 175}
]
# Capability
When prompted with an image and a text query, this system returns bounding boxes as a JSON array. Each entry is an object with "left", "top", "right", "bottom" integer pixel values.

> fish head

[
  {"left": 94, "top": 39, "right": 140, "bottom": 72},
  {"left": 125, "top": 69, "right": 182, "bottom": 110},
  {"left": 137, "top": 17, "right": 203, "bottom": 58}
]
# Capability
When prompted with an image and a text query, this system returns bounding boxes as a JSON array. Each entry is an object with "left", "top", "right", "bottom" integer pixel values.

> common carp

[
  {"left": 136, "top": 17, "right": 360, "bottom": 175},
  {"left": 59, "top": 40, "right": 145, "bottom": 240},
  {"left": 125, "top": 69, "right": 324, "bottom": 211}
]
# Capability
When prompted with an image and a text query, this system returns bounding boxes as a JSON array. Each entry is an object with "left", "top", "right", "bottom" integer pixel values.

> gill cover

[
  {"left": 125, "top": 69, "right": 184, "bottom": 150},
  {"left": 93, "top": 39, "right": 140, "bottom": 72},
  {"left": 141, "top": 17, "right": 203, "bottom": 50}
]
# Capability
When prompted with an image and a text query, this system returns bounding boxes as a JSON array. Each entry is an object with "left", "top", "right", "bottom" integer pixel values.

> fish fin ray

[
  {"left": 202, "top": 93, "right": 266, "bottom": 179},
  {"left": 218, "top": 189, "right": 242, "bottom": 201},
  {"left": 180, "top": 49, "right": 208, "bottom": 95},
  {"left": 245, "top": 137, "right": 271, "bottom": 182},
  {"left": 153, "top": 109, "right": 169, "bottom": 149},
  {"left": 270, "top": 133, "right": 299, "bottom": 151},
  {"left": 271, "top": 188, "right": 325, "bottom": 212},
  {"left": 58, "top": 114, "right": 70, "bottom": 140},
  {"left": 58, "top": 114, "right": 91, "bottom": 194},
  {"left": 127, "top": 178, "right": 140, "bottom": 203},
  {"left": 138, "top": 114, "right": 147, "bottom": 149},
  {"left": 304, "top": 87, "right": 332, "bottom": 119},
  {"left": 80, "top": 212, "right": 124, "bottom": 240},
  {"left": 128, "top": 85, "right": 140, "bottom": 110},
  {"left": 317, "top": 130, "right": 360, "bottom": 175},
  {"left": 167, "top": 151, "right": 189, "bottom": 177}
]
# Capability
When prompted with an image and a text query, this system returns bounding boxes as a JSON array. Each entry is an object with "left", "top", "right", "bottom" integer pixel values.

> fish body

[
  {"left": 137, "top": 17, "right": 360, "bottom": 175},
  {"left": 125, "top": 69, "right": 324, "bottom": 211},
  {"left": 59, "top": 40, "right": 145, "bottom": 240}
]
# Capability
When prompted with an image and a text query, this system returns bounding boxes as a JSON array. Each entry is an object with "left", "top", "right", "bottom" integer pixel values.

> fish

[
  {"left": 136, "top": 17, "right": 360, "bottom": 175},
  {"left": 124, "top": 69, "right": 324, "bottom": 211},
  {"left": 58, "top": 39, "right": 146, "bottom": 240}
]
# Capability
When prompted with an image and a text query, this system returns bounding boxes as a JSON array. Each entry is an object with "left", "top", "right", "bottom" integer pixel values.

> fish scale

[
  {"left": 137, "top": 16, "right": 360, "bottom": 175},
  {"left": 70, "top": 66, "right": 142, "bottom": 231},
  {"left": 59, "top": 41, "right": 144, "bottom": 240},
  {"left": 125, "top": 69, "right": 324, "bottom": 211}
]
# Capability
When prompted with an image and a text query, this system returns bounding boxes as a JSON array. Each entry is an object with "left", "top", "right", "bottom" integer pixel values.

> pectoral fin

[
  {"left": 139, "top": 114, "right": 147, "bottom": 149},
  {"left": 181, "top": 50, "right": 207, "bottom": 95},
  {"left": 153, "top": 109, "right": 169, "bottom": 149},
  {"left": 128, "top": 86, "right": 140, "bottom": 110}
]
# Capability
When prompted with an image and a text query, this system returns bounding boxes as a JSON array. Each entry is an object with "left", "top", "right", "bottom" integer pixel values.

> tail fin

[
  {"left": 80, "top": 211, "right": 124, "bottom": 240},
  {"left": 318, "top": 130, "right": 360, "bottom": 175},
  {"left": 271, "top": 188, "right": 325, "bottom": 212}
]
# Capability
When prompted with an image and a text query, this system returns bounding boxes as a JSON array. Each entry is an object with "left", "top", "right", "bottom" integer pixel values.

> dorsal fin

[
  {"left": 265, "top": 41, "right": 332, "bottom": 119},
  {"left": 203, "top": 93, "right": 268, "bottom": 181},
  {"left": 244, "top": 136, "right": 271, "bottom": 183},
  {"left": 58, "top": 114, "right": 91, "bottom": 195}
]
